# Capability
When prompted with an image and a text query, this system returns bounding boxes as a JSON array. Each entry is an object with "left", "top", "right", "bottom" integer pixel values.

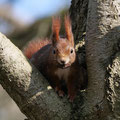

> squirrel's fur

[{"left": 23, "top": 16, "right": 87, "bottom": 102}]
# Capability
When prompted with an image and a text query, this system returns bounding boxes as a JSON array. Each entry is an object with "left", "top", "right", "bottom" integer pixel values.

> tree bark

[
  {"left": 83, "top": 0, "right": 120, "bottom": 119},
  {"left": 70, "top": 0, "right": 88, "bottom": 43},
  {"left": 0, "top": 33, "right": 71, "bottom": 120},
  {"left": 70, "top": 0, "right": 120, "bottom": 120}
]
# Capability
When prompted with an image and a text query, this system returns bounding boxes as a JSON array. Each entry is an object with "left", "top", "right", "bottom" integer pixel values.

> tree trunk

[
  {"left": 70, "top": 0, "right": 88, "bottom": 43},
  {"left": 71, "top": 0, "right": 120, "bottom": 119},
  {"left": 70, "top": 0, "right": 120, "bottom": 120}
]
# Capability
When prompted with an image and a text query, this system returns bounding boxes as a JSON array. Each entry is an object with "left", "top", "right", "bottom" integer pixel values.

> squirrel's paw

[{"left": 55, "top": 87, "right": 64, "bottom": 97}]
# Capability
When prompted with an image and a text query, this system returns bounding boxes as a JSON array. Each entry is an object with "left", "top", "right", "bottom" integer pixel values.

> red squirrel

[{"left": 23, "top": 16, "right": 87, "bottom": 102}]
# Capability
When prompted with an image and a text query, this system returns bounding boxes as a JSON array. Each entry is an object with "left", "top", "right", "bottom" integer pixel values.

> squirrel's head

[{"left": 51, "top": 15, "right": 76, "bottom": 68}]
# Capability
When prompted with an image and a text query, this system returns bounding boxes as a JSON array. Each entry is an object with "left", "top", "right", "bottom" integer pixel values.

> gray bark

[
  {"left": 70, "top": 0, "right": 88, "bottom": 43},
  {"left": 83, "top": 0, "right": 120, "bottom": 119},
  {"left": 70, "top": 0, "right": 120, "bottom": 119},
  {"left": 0, "top": 33, "right": 71, "bottom": 120}
]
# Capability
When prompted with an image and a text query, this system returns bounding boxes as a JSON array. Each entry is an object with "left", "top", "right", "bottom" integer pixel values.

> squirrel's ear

[
  {"left": 52, "top": 17, "right": 61, "bottom": 45},
  {"left": 64, "top": 15, "right": 74, "bottom": 46}
]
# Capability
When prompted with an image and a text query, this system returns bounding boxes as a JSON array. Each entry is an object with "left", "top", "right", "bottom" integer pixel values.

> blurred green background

[{"left": 0, "top": 0, "right": 71, "bottom": 120}]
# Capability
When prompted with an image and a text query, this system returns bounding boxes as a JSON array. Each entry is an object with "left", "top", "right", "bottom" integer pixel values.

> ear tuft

[
  {"left": 64, "top": 15, "right": 74, "bottom": 46},
  {"left": 52, "top": 17, "right": 61, "bottom": 44}
]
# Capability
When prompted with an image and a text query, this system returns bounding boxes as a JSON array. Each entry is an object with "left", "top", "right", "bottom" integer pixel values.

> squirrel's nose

[{"left": 60, "top": 60, "right": 65, "bottom": 65}]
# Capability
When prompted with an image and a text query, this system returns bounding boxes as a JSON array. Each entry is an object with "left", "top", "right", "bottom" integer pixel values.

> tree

[
  {"left": 0, "top": 0, "right": 120, "bottom": 120},
  {"left": 70, "top": 0, "right": 120, "bottom": 119}
]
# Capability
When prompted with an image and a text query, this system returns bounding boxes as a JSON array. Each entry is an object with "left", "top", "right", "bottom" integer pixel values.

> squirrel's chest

[{"left": 55, "top": 68, "right": 70, "bottom": 82}]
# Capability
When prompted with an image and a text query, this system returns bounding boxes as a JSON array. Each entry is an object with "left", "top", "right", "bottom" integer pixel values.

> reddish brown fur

[
  {"left": 52, "top": 17, "right": 61, "bottom": 43},
  {"left": 23, "top": 16, "right": 87, "bottom": 102},
  {"left": 23, "top": 38, "right": 50, "bottom": 59},
  {"left": 64, "top": 15, "right": 73, "bottom": 44},
  {"left": 53, "top": 38, "right": 76, "bottom": 68}
]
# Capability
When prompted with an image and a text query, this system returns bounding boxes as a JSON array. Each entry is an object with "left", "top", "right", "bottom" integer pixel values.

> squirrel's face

[
  {"left": 51, "top": 15, "right": 75, "bottom": 68},
  {"left": 52, "top": 38, "right": 76, "bottom": 68}
]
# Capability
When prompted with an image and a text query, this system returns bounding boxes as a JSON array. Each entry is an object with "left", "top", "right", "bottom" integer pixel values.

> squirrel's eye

[
  {"left": 70, "top": 49, "right": 73, "bottom": 54},
  {"left": 53, "top": 49, "right": 56, "bottom": 54}
]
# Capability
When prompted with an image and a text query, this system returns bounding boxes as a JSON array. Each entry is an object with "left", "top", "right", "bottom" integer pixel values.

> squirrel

[{"left": 23, "top": 16, "right": 87, "bottom": 102}]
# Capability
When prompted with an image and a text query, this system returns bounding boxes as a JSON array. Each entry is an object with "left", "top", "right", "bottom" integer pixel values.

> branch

[{"left": 0, "top": 33, "right": 71, "bottom": 120}]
